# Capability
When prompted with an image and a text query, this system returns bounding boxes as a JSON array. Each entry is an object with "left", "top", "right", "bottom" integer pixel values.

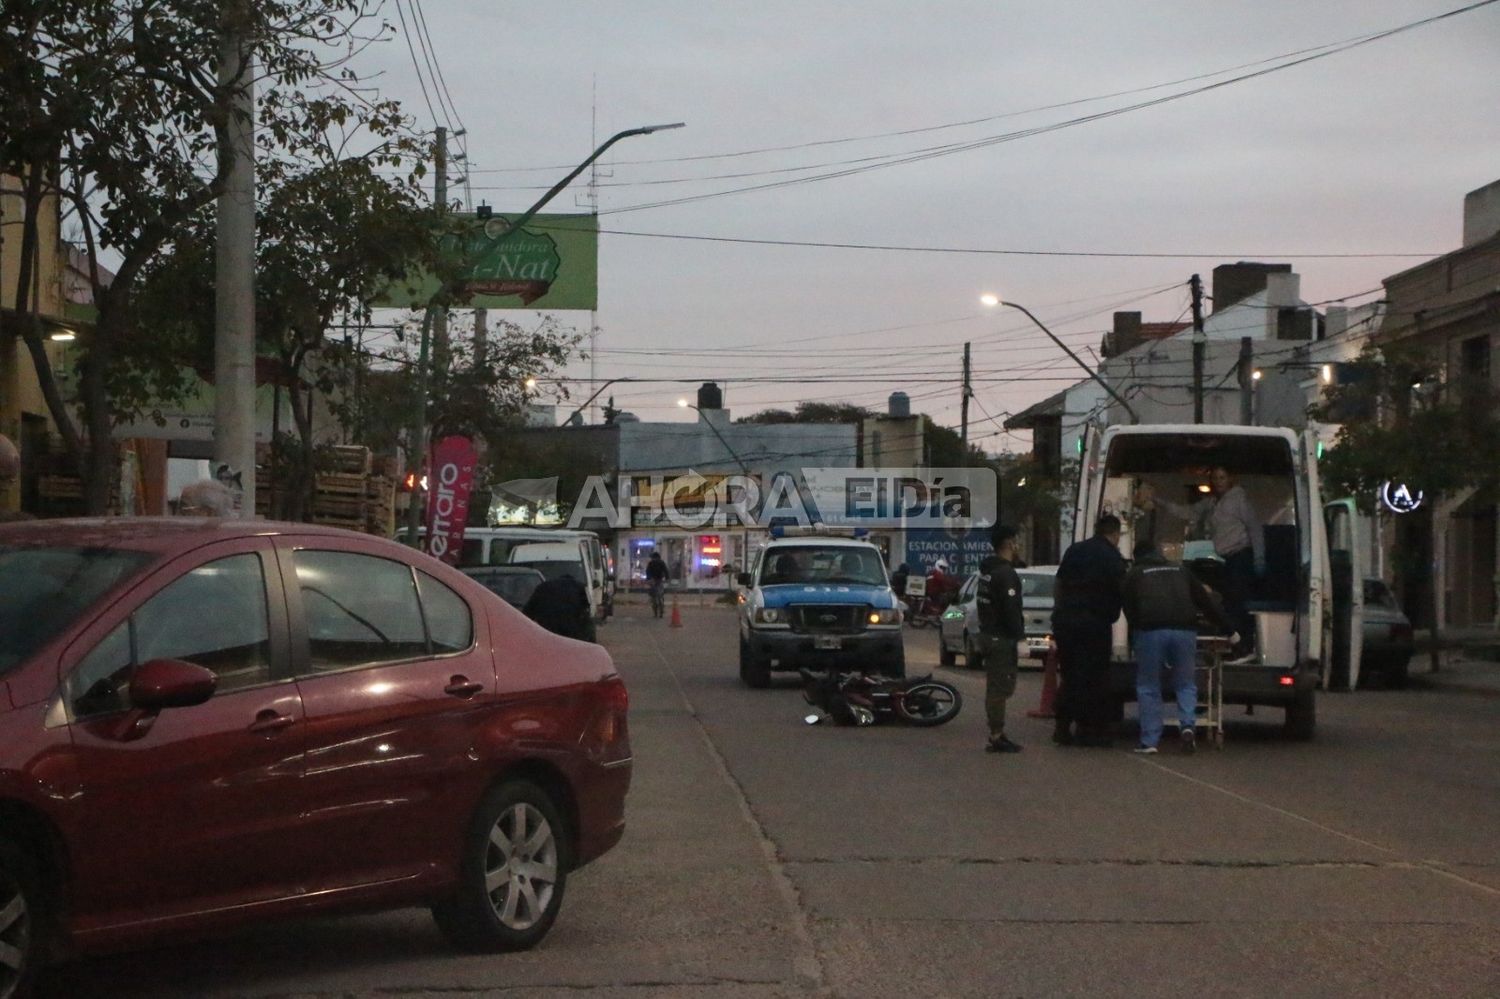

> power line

[
  {"left": 587, "top": 1, "right": 1500, "bottom": 217},
  {"left": 552, "top": 225, "right": 1443, "bottom": 261},
  {"left": 409, "top": 0, "right": 466, "bottom": 133},
  {"left": 429, "top": 4, "right": 1497, "bottom": 176},
  {"left": 392, "top": 0, "right": 440, "bottom": 128}
]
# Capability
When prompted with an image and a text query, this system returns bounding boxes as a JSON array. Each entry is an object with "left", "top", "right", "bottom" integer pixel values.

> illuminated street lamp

[{"left": 980, "top": 293, "right": 1139, "bottom": 424}]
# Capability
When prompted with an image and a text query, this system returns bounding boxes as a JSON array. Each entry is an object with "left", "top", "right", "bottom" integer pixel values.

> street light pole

[
  {"left": 403, "top": 123, "right": 684, "bottom": 548},
  {"left": 980, "top": 295, "right": 1140, "bottom": 424},
  {"left": 678, "top": 399, "right": 752, "bottom": 476}
]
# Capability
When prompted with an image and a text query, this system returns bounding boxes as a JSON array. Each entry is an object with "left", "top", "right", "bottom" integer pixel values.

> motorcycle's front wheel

[{"left": 895, "top": 681, "right": 963, "bottom": 726}]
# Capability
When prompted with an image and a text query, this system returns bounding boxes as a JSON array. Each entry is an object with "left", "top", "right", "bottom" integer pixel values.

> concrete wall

[{"left": 619, "top": 410, "right": 857, "bottom": 478}]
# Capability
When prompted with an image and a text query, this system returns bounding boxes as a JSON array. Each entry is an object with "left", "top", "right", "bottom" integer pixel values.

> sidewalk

[{"left": 1407, "top": 654, "right": 1500, "bottom": 698}]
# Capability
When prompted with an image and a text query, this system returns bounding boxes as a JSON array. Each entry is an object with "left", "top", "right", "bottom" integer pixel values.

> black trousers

[{"left": 1054, "top": 623, "right": 1114, "bottom": 732}]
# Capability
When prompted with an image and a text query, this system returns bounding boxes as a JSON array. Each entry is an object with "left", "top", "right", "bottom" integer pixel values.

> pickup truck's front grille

[{"left": 790, "top": 604, "right": 867, "bottom": 635}]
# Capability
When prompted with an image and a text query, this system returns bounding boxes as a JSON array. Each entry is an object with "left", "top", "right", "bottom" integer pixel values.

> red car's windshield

[{"left": 0, "top": 545, "right": 152, "bottom": 672}]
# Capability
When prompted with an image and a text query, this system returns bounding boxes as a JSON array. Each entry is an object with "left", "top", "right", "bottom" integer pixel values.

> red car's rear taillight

[{"left": 595, "top": 675, "right": 630, "bottom": 747}]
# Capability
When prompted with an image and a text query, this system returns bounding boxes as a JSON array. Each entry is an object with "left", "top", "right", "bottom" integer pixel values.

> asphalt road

[{"left": 39, "top": 603, "right": 1500, "bottom": 998}]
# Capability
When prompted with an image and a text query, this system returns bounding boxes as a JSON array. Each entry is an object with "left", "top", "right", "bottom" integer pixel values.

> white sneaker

[
  {"left": 1132, "top": 744, "right": 1158, "bottom": 755},
  {"left": 1226, "top": 649, "right": 1258, "bottom": 665}
]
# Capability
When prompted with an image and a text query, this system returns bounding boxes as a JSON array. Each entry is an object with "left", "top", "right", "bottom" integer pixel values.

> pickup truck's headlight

[
  {"left": 868, "top": 608, "right": 901, "bottom": 626},
  {"left": 753, "top": 607, "right": 786, "bottom": 625}
]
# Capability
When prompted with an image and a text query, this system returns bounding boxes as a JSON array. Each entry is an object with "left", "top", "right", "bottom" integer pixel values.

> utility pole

[
  {"left": 1190, "top": 274, "right": 1205, "bottom": 423},
  {"left": 473, "top": 307, "right": 487, "bottom": 369},
  {"left": 214, "top": 0, "right": 256, "bottom": 516},
  {"left": 1238, "top": 336, "right": 1254, "bottom": 425},
  {"left": 431, "top": 126, "right": 449, "bottom": 374},
  {"left": 404, "top": 127, "right": 446, "bottom": 547},
  {"left": 960, "top": 341, "right": 972, "bottom": 457}
]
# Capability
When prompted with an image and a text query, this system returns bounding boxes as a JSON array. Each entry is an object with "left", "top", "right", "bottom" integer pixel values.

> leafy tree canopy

[{"left": 1311, "top": 342, "right": 1500, "bottom": 512}]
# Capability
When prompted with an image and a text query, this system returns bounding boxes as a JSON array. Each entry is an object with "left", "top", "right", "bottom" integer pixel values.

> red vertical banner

[{"left": 425, "top": 435, "right": 478, "bottom": 565}]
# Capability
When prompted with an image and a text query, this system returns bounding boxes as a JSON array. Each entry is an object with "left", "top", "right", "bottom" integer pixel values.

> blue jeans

[{"left": 1134, "top": 629, "right": 1198, "bottom": 748}]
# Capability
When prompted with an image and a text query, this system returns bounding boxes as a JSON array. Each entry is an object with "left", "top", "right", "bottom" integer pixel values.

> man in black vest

[
  {"left": 1052, "top": 515, "right": 1127, "bottom": 747},
  {"left": 977, "top": 524, "right": 1026, "bottom": 753}
]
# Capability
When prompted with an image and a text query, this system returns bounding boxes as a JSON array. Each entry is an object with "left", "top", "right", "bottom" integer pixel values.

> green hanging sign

[{"left": 376, "top": 212, "right": 598, "bottom": 311}]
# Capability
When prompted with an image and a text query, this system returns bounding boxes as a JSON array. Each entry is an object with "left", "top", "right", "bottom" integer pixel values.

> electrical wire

[
  {"left": 588, "top": 1, "right": 1500, "bottom": 218},
  {"left": 443, "top": 2, "right": 1499, "bottom": 176}
]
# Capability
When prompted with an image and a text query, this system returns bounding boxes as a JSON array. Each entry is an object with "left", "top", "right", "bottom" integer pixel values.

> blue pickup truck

[{"left": 736, "top": 536, "right": 905, "bottom": 688}]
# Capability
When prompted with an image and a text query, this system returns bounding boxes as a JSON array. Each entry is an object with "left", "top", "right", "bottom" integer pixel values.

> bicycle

[{"left": 648, "top": 580, "right": 666, "bottom": 618}]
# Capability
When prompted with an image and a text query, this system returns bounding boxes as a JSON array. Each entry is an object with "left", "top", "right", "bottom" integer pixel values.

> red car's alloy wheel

[
  {"left": 0, "top": 842, "right": 36, "bottom": 999},
  {"left": 485, "top": 801, "right": 560, "bottom": 931}
]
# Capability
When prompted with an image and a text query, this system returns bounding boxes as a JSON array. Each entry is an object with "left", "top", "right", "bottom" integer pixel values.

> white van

[
  {"left": 1074, "top": 424, "right": 1339, "bottom": 738},
  {"left": 397, "top": 526, "right": 613, "bottom": 621}
]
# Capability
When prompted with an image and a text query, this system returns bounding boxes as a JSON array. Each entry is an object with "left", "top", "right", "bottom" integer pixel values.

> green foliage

[
  {"left": 738, "top": 401, "right": 873, "bottom": 425},
  {"left": 989, "top": 452, "right": 1075, "bottom": 530},
  {"left": 0, "top": 0, "right": 422, "bottom": 510},
  {"left": 1311, "top": 342, "right": 1500, "bottom": 512},
  {"left": 346, "top": 315, "right": 582, "bottom": 457}
]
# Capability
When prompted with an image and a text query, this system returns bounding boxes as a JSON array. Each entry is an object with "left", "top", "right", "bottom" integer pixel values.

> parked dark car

[
  {"left": 0, "top": 519, "right": 631, "bottom": 995},
  {"left": 1361, "top": 577, "right": 1415, "bottom": 686},
  {"left": 463, "top": 565, "right": 547, "bottom": 609}
]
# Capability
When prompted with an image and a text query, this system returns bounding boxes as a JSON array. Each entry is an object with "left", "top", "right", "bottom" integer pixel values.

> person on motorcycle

[
  {"left": 645, "top": 550, "right": 669, "bottom": 618},
  {"left": 927, "top": 558, "right": 958, "bottom": 608}
]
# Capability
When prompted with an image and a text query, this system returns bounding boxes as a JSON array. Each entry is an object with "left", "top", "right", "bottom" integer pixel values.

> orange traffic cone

[
  {"left": 1026, "top": 643, "right": 1059, "bottom": 718},
  {"left": 669, "top": 597, "right": 683, "bottom": 628}
]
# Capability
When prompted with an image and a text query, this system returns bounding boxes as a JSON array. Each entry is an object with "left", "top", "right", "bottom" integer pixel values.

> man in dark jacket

[
  {"left": 1052, "top": 514, "right": 1127, "bottom": 747},
  {"left": 977, "top": 524, "right": 1026, "bottom": 754},
  {"left": 1123, "top": 543, "right": 1237, "bottom": 753},
  {"left": 523, "top": 572, "right": 596, "bottom": 642}
]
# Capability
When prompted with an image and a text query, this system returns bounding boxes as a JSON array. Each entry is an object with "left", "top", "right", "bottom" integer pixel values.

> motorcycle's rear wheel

[{"left": 895, "top": 681, "right": 962, "bottom": 726}]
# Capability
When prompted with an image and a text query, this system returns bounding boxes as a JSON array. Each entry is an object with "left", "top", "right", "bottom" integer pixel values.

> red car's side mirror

[{"left": 129, "top": 658, "right": 218, "bottom": 712}]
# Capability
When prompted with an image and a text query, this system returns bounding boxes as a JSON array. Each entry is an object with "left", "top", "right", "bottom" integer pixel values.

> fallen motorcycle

[{"left": 799, "top": 668, "right": 963, "bottom": 727}]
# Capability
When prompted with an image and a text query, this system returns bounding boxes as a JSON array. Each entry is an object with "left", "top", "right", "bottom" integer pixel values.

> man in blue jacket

[
  {"left": 1052, "top": 515, "right": 1127, "bottom": 747},
  {"left": 1123, "top": 542, "right": 1236, "bottom": 754}
]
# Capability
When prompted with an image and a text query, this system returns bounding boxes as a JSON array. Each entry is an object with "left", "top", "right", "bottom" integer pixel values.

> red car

[{"left": 0, "top": 518, "right": 631, "bottom": 995}]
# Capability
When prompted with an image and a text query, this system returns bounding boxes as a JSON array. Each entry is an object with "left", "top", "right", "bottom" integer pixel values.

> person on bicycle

[{"left": 645, "top": 550, "right": 669, "bottom": 618}]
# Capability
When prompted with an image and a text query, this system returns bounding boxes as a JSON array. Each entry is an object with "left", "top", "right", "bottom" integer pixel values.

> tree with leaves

[
  {"left": 1, "top": 0, "right": 417, "bottom": 512},
  {"left": 135, "top": 158, "right": 437, "bottom": 518},
  {"left": 1312, "top": 341, "right": 1500, "bottom": 509}
]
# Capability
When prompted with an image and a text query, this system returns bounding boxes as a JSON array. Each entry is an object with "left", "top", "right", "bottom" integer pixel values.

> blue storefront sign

[{"left": 901, "top": 527, "right": 990, "bottom": 577}]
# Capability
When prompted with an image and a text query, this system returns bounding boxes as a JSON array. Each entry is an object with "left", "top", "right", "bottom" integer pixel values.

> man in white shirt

[{"left": 1136, "top": 467, "right": 1262, "bottom": 663}]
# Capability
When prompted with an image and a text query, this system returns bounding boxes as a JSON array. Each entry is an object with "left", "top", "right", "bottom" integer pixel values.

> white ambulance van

[{"left": 1073, "top": 424, "right": 1355, "bottom": 738}]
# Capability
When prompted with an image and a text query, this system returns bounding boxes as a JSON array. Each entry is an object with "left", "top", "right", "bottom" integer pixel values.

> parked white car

[{"left": 938, "top": 566, "right": 1056, "bottom": 668}]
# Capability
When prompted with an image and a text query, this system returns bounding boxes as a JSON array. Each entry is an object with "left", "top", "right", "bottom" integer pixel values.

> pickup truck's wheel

[
  {"left": 1284, "top": 690, "right": 1316, "bottom": 741},
  {"left": 0, "top": 838, "right": 43, "bottom": 999},
  {"left": 739, "top": 638, "right": 770, "bottom": 688},
  {"left": 433, "top": 781, "right": 570, "bottom": 953}
]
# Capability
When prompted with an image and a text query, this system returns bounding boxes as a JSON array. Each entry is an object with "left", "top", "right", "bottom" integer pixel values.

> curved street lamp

[
  {"left": 980, "top": 294, "right": 1139, "bottom": 424},
  {"left": 678, "top": 398, "right": 753, "bottom": 476},
  {"left": 405, "top": 123, "right": 687, "bottom": 544}
]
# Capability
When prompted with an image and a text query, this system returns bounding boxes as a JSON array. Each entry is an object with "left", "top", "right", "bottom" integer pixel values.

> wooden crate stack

[
  {"left": 253, "top": 445, "right": 396, "bottom": 536},
  {"left": 311, "top": 447, "right": 397, "bottom": 537}
]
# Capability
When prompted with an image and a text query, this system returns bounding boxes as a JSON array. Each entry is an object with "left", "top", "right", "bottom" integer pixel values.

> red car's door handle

[
  {"left": 444, "top": 677, "right": 484, "bottom": 699},
  {"left": 249, "top": 710, "right": 295, "bottom": 734}
]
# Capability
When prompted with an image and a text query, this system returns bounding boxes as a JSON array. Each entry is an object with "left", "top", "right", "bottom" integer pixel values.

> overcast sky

[{"left": 358, "top": 0, "right": 1500, "bottom": 448}]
